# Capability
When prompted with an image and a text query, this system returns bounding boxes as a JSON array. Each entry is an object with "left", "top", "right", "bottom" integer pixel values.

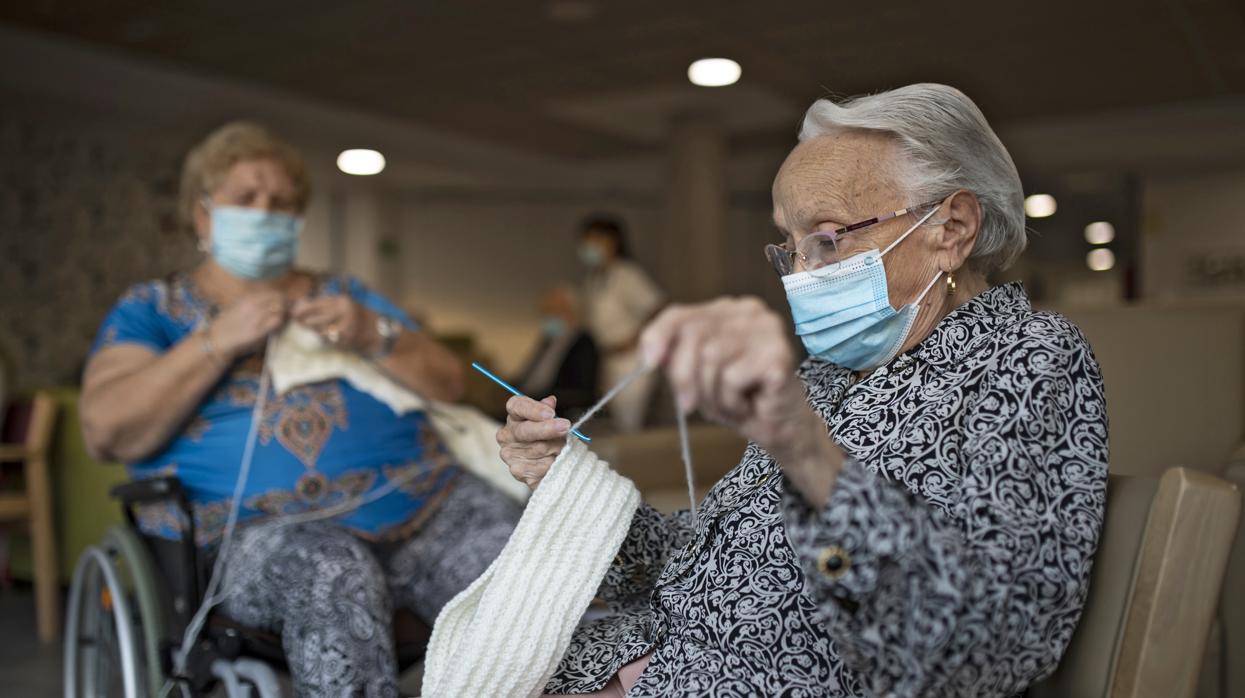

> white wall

[
  {"left": 1141, "top": 170, "right": 1245, "bottom": 303},
  {"left": 1051, "top": 304, "right": 1245, "bottom": 475},
  {"left": 394, "top": 196, "right": 786, "bottom": 375},
  {"left": 297, "top": 193, "right": 334, "bottom": 273},
  {"left": 397, "top": 200, "right": 660, "bottom": 374}
]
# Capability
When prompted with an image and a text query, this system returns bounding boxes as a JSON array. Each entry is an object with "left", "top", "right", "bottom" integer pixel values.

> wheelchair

[{"left": 63, "top": 475, "right": 431, "bottom": 697}]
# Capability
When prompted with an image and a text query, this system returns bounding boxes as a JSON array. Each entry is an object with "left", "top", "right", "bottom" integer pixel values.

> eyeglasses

[{"left": 763, "top": 201, "right": 943, "bottom": 277}]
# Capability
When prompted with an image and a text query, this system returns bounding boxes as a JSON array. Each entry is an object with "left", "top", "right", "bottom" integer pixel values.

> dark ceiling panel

[{"left": 2, "top": 0, "right": 1242, "bottom": 158}]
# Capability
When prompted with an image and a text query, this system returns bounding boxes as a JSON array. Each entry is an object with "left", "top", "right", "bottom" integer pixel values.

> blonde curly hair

[{"left": 178, "top": 121, "right": 311, "bottom": 235}]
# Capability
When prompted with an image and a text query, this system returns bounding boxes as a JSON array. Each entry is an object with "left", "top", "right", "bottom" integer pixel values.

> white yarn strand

[
  {"left": 675, "top": 394, "right": 697, "bottom": 522},
  {"left": 164, "top": 336, "right": 275, "bottom": 695},
  {"left": 569, "top": 363, "right": 697, "bottom": 522},
  {"left": 570, "top": 360, "right": 697, "bottom": 520},
  {"left": 568, "top": 362, "right": 651, "bottom": 435}
]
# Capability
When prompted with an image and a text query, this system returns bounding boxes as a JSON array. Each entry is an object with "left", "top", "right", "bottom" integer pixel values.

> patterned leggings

[{"left": 219, "top": 472, "right": 522, "bottom": 697}]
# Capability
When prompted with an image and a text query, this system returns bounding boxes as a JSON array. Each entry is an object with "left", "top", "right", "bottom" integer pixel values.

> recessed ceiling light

[
  {"left": 1087, "top": 248, "right": 1115, "bottom": 272},
  {"left": 688, "top": 58, "right": 741, "bottom": 87},
  {"left": 1023, "top": 194, "right": 1057, "bottom": 218},
  {"left": 1084, "top": 221, "right": 1115, "bottom": 245},
  {"left": 337, "top": 149, "right": 385, "bottom": 176}
]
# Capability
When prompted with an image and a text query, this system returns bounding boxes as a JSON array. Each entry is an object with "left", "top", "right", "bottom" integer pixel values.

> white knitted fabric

[
  {"left": 268, "top": 323, "right": 425, "bottom": 414},
  {"left": 421, "top": 438, "right": 641, "bottom": 698},
  {"left": 420, "top": 401, "right": 531, "bottom": 502}
]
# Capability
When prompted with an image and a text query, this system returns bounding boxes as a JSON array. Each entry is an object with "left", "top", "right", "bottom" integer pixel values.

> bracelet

[
  {"left": 198, "top": 326, "right": 225, "bottom": 368},
  {"left": 371, "top": 315, "right": 401, "bottom": 359}
]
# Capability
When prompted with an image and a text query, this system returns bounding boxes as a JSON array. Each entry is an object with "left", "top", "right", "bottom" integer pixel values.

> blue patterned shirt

[{"left": 90, "top": 272, "right": 461, "bottom": 546}]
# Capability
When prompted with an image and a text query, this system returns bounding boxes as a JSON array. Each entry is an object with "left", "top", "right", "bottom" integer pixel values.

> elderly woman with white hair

[{"left": 497, "top": 83, "right": 1108, "bottom": 697}]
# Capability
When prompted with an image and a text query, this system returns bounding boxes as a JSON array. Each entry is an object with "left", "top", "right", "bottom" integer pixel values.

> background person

[
  {"left": 516, "top": 286, "right": 599, "bottom": 420},
  {"left": 578, "top": 215, "right": 664, "bottom": 432}
]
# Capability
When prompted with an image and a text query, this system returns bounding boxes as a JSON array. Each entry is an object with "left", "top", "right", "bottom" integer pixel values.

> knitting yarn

[
  {"left": 421, "top": 365, "right": 699, "bottom": 697},
  {"left": 420, "top": 438, "right": 639, "bottom": 697}
]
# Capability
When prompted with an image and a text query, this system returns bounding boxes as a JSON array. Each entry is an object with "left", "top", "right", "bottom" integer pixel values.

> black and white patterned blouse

[{"left": 545, "top": 282, "right": 1109, "bottom": 697}]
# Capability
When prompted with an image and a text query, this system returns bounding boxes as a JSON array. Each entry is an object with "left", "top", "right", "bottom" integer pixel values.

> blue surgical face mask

[
  {"left": 208, "top": 205, "right": 303, "bottom": 280},
  {"left": 578, "top": 243, "right": 605, "bottom": 269},
  {"left": 541, "top": 316, "right": 567, "bottom": 337},
  {"left": 782, "top": 206, "right": 943, "bottom": 371}
]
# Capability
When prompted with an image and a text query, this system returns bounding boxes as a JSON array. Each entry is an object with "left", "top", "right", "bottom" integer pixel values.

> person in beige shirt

[{"left": 577, "top": 215, "right": 664, "bottom": 432}]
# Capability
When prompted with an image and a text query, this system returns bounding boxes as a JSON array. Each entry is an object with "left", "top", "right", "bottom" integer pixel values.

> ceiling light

[
  {"left": 688, "top": 58, "right": 741, "bottom": 87},
  {"left": 337, "top": 149, "right": 385, "bottom": 176},
  {"left": 1023, "top": 194, "right": 1057, "bottom": 218},
  {"left": 1087, "top": 248, "right": 1115, "bottom": 272},
  {"left": 1084, "top": 221, "right": 1115, "bottom": 245}
]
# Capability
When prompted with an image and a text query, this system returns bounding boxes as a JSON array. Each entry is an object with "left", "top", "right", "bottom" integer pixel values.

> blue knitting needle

[{"left": 471, "top": 362, "right": 592, "bottom": 443}]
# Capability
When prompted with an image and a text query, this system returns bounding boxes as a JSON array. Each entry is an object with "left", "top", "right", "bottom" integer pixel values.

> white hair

[{"left": 799, "top": 83, "right": 1026, "bottom": 272}]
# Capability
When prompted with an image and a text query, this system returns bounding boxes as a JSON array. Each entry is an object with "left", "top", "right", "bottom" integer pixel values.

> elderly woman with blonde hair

[
  {"left": 80, "top": 122, "right": 521, "bottom": 696},
  {"left": 498, "top": 84, "right": 1109, "bottom": 697}
]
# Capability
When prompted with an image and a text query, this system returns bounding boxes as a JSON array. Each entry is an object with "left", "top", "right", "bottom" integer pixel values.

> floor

[
  {"left": 0, "top": 588, "right": 61, "bottom": 697},
  {"left": 0, "top": 586, "right": 424, "bottom": 697}
]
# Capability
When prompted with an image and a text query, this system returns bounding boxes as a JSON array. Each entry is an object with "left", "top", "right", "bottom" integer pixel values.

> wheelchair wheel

[{"left": 65, "top": 527, "right": 168, "bottom": 698}]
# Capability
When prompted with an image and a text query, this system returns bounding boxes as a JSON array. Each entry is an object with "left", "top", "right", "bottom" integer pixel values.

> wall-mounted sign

[{"left": 1185, "top": 249, "right": 1245, "bottom": 289}]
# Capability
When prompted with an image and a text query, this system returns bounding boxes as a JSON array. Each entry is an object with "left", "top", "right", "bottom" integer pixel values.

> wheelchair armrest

[
  {"left": 110, "top": 475, "right": 204, "bottom": 619},
  {"left": 110, "top": 475, "right": 191, "bottom": 507},
  {"left": 110, "top": 475, "right": 197, "bottom": 536}
]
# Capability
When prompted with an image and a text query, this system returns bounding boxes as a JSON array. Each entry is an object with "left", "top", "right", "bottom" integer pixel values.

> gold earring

[{"left": 945, "top": 271, "right": 957, "bottom": 296}]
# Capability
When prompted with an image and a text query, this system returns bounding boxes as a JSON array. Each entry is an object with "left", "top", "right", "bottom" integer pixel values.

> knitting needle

[{"left": 471, "top": 362, "right": 592, "bottom": 443}]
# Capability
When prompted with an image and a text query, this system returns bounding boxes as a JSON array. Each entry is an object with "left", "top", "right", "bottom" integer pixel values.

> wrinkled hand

[
  {"left": 290, "top": 295, "right": 375, "bottom": 351},
  {"left": 210, "top": 290, "right": 287, "bottom": 358},
  {"left": 496, "top": 395, "right": 571, "bottom": 490},
  {"left": 640, "top": 297, "right": 830, "bottom": 469}
]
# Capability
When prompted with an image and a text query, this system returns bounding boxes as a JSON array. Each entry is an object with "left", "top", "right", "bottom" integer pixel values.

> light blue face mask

[
  {"left": 782, "top": 206, "right": 943, "bottom": 371},
  {"left": 541, "top": 316, "right": 567, "bottom": 337},
  {"left": 578, "top": 243, "right": 605, "bottom": 269},
  {"left": 208, "top": 205, "right": 303, "bottom": 280}
]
